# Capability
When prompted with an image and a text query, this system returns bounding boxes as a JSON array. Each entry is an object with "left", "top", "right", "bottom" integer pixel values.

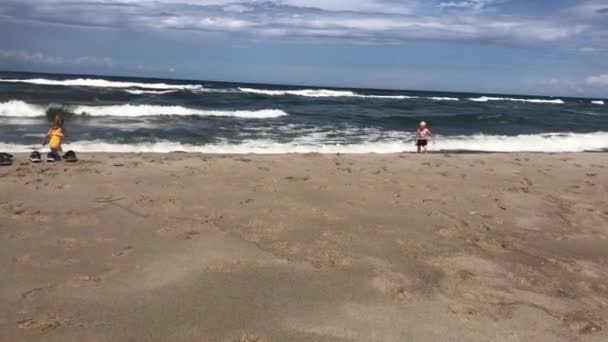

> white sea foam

[
  {"left": 429, "top": 97, "right": 460, "bottom": 101},
  {"left": 592, "top": 100, "right": 604, "bottom": 105},
  {"left": 0, "top": 100, "right": 46, "bottom": 117},
  {"left": 431, "top": 132, "right": 608, "bottom": 152},
  {"left": 2, "top": 132, "right": 606, "bottom": 154},
  {"left": 238, "top": 87, "right": 466, "bottom": 101},
  {"left": 71, "top": 105, "right": 287, "bottom": 118},
  {"left": 124, "top": 89, "right": 178, "bottom": 95},
  {"left": 238, "top": 87, "right": 414, "bottom": 99},
  {"left": 0, "top": 78, "right": 203, "bottom": 90},
  {"left": 468, "top": 96, "right": 564, "bottom": 104},
  {"left": 0, "top": 101, "right": 287, "bottom": 118}
]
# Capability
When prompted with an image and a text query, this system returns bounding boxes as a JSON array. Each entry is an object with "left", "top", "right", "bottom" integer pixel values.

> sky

[{"left": 0, "top": 0, "right": 607, "bottom": 97}]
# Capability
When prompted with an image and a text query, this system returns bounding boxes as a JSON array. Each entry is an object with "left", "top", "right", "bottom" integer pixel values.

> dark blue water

[{"left": 1, "top": 71, "right": 607, "bottom": 153}]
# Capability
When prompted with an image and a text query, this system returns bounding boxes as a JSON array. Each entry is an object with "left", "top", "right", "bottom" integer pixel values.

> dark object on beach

[
  {"left": 63, "top": 150, "right": 78, "bottom": 163},
  {"left": 29, "top": 151, "right": 42, "bottom": 163},
  {"left": 46, "top": 151, "right": 61, "bottom": 162},
  {"left": 0, "top": 153, "right": 13, "bottom": 166}
]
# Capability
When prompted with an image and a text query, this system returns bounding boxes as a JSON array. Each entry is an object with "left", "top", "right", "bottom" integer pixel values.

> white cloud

[
  {"left": 438, "top": 0, "right": 495, "bottom": 10},
  {"left": 0, "top": 49, "right": 114, "bottom": 67},
  {"left": 586, "top": 73, "right": 608, "bottom": 86},
  {"left": 0, "top": 0, "right": 600, "bottom": 45}
]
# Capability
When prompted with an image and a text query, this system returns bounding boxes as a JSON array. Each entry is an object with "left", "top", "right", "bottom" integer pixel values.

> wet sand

[{"left": 1, "top": 153, "right": 607, "bottom": 341}]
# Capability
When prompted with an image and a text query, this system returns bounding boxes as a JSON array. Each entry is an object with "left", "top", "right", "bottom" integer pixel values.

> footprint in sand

[
  {"left": 177, "top": 230, "right": 200, "bottom": 240},
  {"left": 17, "top": 314, "right": 71, "bottom": 334},
  {"left": 371, "top": 273, "right": 412, "bottom": 303},
  {"left": 21, "top": 287, "right": 48, "bottom": 301},
  {"left": 112, "top": 245, "right": 134, "bottom": 257},
  {"left": 135, "top": 195, "right": 160, "bottom": 207},
  {"left": 494, "top": 198, "right": 507, "bottom": 211},
  {"left": 69, "top": 275, "right": 103, "bottom": 287},
  {"left": 285, "top": 176, "right": 310, "bottom": 182},
  {"left": 521, "top": 178, "right": 533, "bottom": 187},
  {"left": 566, "top": 316, "right": 602, "bottom": 335}
]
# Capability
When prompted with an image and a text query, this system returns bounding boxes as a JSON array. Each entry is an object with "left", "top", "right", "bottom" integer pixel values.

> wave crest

[
  {"left": 238, "top": 87, "right": 414, "bottom": 99},
  {"left": 0, "top": 78, "right": 203, "bottom": 90},
  {"left": 124, "top": 89, "right": 178, "bottom": 95},
  {"left": 72, "top": 105, "right": 287, "bottom": 118},
  {"left": 0, "top": 100, "right": 46, "bottom": 117},
  {"left": 0, "top": 101, "right": 287, "bottom": 118},
  {"left": 469, "top": 96, "right": 564, "bottom": 104}
]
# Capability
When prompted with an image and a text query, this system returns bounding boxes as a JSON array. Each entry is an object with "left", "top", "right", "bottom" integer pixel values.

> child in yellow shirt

[{"left": 43, "top": 115, "right": 66, "bottom": 161}]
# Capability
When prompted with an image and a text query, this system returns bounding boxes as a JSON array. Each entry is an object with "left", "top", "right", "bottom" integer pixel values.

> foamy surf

[
  {"left": 592, "top": 100, "right": 604, "bottom": 105},
  {"left": 124, "top": 89, "right": 178, "bottom": 95},
  {"left": 72, "top": 105, "right": 288, "bottom": 118},
  {"left": 2, "top": 132, "right": 606, "bottom": 154},
  {"left": 468, "top": 96, "right": 564, "bottom": 104},
  {"left": 0, "top": 78, "right": 203, "bottom": 90},
  {"left": 429, "top": 97, "right": 460, "bottom": 101},
  {"left": 0, "top": 100, "right": 45, "bottom": 118},
  {"left": 238, "top": 88, "right": 466, "bottom": 101},
  {"left": 238, "top": 88, "right": 415, "bottom": 99},
  {"left": 0, "top": 101, "right": 287, "bottom": 118}
]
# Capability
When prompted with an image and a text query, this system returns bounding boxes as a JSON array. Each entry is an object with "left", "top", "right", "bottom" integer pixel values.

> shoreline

[{"left": 2, "top": 150, "right": 608, "bottom": 159}]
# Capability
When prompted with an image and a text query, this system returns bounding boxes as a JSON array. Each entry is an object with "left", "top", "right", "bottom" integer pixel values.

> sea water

[{"left": 1, "top": 71, "right": 607, "bottom": 153}]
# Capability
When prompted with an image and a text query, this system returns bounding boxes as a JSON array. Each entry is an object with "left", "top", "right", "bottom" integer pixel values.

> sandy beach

[{"left": 1, "top": 152, "right": 607, "bottom": 342}]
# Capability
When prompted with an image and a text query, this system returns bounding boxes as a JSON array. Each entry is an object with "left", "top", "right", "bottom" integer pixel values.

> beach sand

[{"left": 1, "top": 153, "right": 607, "bottom": 341}]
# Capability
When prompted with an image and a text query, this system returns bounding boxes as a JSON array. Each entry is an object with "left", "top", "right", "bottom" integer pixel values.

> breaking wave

[
  {"left": 0, "top": 101, "right": 287, "bottom": 118},
  {"left": 468, "top": 96, "right": 564, "bottom": 104},
  {"left": 237, "top": 88, "right": 465, "bottom": 101},
  {"left": 0, "top": 100, "right": 45, "bottom": 118},
  {"left": 0, "top": 78, "right": 203, "bottom": 90},
  {"left": 238, "top": 87, "right": 413, "bottom": 99},
  {"left": 124, "top": 89, "right": 178, "bottom": 95}
]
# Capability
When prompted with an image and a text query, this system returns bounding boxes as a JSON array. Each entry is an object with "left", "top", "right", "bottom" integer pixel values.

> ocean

[{"left": 1, "top": 71, "right": 607, "bottom": 153}]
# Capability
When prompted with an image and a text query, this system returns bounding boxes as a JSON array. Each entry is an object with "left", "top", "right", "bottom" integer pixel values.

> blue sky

[{"left": 0, "top": 0, "right": 607, "bottom": 97}]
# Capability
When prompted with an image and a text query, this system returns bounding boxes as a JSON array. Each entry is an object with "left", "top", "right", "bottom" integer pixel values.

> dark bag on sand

[
  {"left": 29, "top": 151, "right": 42, "bottom": 163},
  {"left": 0, "top": 152, "right": 13, "bottom": 166},
  {"left": 47, "top": 151, "right": 61, "bottom": 162},
  {"left": 63, "top": 150, "right": 78, "bottom": 163}
]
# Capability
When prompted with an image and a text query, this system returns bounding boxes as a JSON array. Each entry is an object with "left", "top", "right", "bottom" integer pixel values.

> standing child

[
  {"left": 416, "top": 121, "right": 433, "bottom": 153},
  {"left": 43, "top": 115, "right": 66, "bottom": 161}
]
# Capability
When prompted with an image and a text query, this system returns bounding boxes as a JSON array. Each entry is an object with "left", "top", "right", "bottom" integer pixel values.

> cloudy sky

[{"left": 0, "top": 0, "right": 607, "bottom": 97}]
